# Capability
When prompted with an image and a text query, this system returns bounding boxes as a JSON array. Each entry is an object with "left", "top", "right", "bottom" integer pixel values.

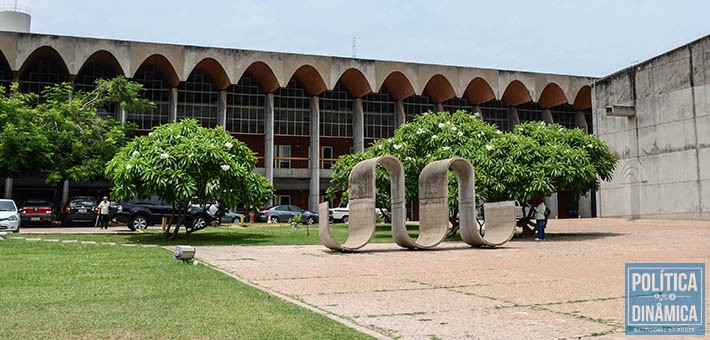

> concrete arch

[
  {"left": 537, "top": 82, "right": 569, "bottom": 109},
  {"left": 379, "top": 71, "right": 415, "bottom": 101},
  {"left": 572, "top": 85, "right": 592, "bottom": 110},
  {"left": 76, "top": 50, "right": 126, "bottom": 79},
  {"left": 422, "top": 74, "right": 456, "bottom": 104},
  {"left": 463, "top": 77, "right": 496, "bottom": 105},
  {"left": 287, "top": 64, "right": 327, "bottom": 96},
  {"left": 319, "top": 155, "right": 406, "bottom": 251},
  {"left": 17, "top": 46, "right": 70, "bottom": 82},
  {"left": 240, "top": 61, "right": 280, "bottom": 93},
  {"left": 334, "top": 68, "right": 373, "bottom": 98},
  {"left": 187, "top": 58, "right": 231, "bottom": 90},
  {"left": 131, "top": 54, "right": 180, "bottom": 88},
  {"left": 501, "top": 80, "right": 533, "bottom": 107}
]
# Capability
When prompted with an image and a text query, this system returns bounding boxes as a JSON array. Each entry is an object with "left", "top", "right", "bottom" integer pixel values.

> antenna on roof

[{"left": 352, "top": 36, "right": 357, "bottom": 58}]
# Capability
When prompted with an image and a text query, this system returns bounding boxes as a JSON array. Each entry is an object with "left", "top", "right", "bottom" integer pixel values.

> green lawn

[
  {"left": 20, "top": 223, "right": 424, "bottom": 246},
  {"left": 0, "top": 239, "right": 373, "bottom": 340}
]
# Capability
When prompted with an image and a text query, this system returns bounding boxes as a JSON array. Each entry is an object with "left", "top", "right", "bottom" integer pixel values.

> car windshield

[
  {"left": 70, "top": 198, "right": 95, "bottom": 206},
  {"left": 0, "top": 201, "right": 16, "bottom": 211},
  {"left": 25, "top": 200, "right": 51, "bottom": 207}
]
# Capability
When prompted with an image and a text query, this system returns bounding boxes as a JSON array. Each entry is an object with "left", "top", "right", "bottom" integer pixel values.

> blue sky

[{"left": 23, "top": 0, "right": 710, "bottom": 77}]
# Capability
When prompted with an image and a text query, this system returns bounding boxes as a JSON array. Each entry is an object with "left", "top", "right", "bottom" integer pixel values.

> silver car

[{"left": 0, "top": 199, "right": 20, "bottom": 233}]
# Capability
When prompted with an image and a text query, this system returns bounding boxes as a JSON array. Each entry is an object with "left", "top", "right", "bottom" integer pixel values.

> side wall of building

[{"left": 595, "top": 35, "right": 710, "bottom": 219}]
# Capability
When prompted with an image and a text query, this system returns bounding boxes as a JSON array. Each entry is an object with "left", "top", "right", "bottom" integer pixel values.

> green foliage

[
  {"left": 289, "top": 213, "right": 303, "bottom": 224},
  {"left": 0, "top": 77, "right": 152, "bottom": 185},
  {"left": 106, "top": 119, "right": 274, "bottom": 220},
  {"left": 327, "top": 110, "right": 617, "bottom": 210}
]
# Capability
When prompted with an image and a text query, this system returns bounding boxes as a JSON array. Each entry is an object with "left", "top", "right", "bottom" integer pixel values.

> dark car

[
  {"left": 19, "top": 200, "right": 55, "bottom": 226},
  {"left": 116, "top": 197, "right": 212, "bottom": 231},
  {"left": 256, "top": 205, "right": 319, "bottom": 224},
  {"left": 62, "top": 196, "right": 97, "bottom": 226}
]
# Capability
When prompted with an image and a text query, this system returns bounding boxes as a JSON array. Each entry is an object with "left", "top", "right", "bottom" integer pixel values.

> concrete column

[
  {"left": 170, "top": 87, "right": 178, "bottom": 122},
  {"left": 353, "top": 97, "right": 364, "bottom": 153},
  {"left": 309, "top": 96, "right": 320, "bottom": 212},
  {"left": 435, "top": 102, "right": 444, "bottom": 113},
  {"left": 61, "top": 180, "right": 70, "bottom": 207},
  {"left": 4, "top": 177, "right": 12, "bottom": 198},
  {"left": 508, "top": 107, "right": 520, "bottom": 130},
  {"left": 264, "top": 93, "right": 275, "bottom": 186},
  {"left": 119, "top": 103, "right": 127, "bottom": 128},
  {"left": 218, "top": 90, "right": 227, "bottom": 129},
  {"left": 546, "top": 193, "right": 559, "bottom": 219},
  {"left": 575, "top": 111, "right": 588, "bottom": 133},
  {"left": 473, "top": 105, "right": 483, "bottom": 115},
  {"left": 542, "top": 109, "right": 554, "bottom": 124},
  {"left": 395, "top": 100, "right": 406, "bottom": 127}
]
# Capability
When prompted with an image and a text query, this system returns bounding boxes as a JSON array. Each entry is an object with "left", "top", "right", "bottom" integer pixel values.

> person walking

[
  {"left": 97, "top": 196, "right": 111, "bottom": 230},
  {"left": 534, "top": 197, "right": 547, "bottom": 241}
]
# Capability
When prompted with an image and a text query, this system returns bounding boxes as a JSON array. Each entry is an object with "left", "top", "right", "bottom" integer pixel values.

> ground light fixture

[{"left": 173, "top": 245, "right": 197, "bottom": 264}]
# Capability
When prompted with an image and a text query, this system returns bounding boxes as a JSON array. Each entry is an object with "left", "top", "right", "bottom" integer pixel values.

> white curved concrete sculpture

[
  {"left": 320, "top": 155, "right": 517, "bottom": 251},
  {"left": 319, "top": 156, "right": 406, "bottom": 251}
]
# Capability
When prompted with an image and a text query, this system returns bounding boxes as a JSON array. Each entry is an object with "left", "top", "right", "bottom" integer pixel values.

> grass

[
  {"left": 0, "top": 239, "right": 374, "bottom": 340},
  {"left": 20, "top": 223, "right": 424, "bottom": 246}
]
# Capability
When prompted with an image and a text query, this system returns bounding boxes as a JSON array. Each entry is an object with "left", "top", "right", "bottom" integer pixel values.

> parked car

[
  {"left": 0, "top": 199, "right": 20, "bottom": 233},
  {"left": 116, "top": 197, "right": 213, "bottom": 231},
  {"left": 220, "top": 210, "right": 245, "bottom": 224},
  {"left": 328, "top": 202, "right": 387, "bottom": 223},
  {"left": 20, "top": 199, "right": 54, "bottom": 226},
  {"left": 62, "top": 196, "right": 97, "bottom": 226},
  {"left": 256, "top": 205, "right": 318, "bottom": 224}
]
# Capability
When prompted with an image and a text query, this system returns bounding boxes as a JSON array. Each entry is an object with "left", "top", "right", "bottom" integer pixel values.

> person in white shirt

[
  {"left": 97, "top": 196, "right": 111, "bottom": 229},
  {"left": 534, "top": 197, "right": 547, "bottom": 241}
]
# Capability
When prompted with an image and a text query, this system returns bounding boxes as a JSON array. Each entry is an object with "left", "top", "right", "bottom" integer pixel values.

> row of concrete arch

[{"left": 0, "top": 33, "right": 593, "bottom": 109}]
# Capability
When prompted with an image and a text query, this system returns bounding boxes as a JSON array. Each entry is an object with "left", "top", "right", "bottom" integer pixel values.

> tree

[
  {"left": 0, "top": 78, "right": 152, "bottom": 196},
  {"left": 327, "top": 110, "right": 617, "bottom": 233},
  {"left": 105, "top": 119, "right": 274, "bottom": 237}
]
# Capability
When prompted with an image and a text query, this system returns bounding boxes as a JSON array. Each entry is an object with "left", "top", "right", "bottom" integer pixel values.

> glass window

[
  {"left": 322, "top": 146, "right": 334, "bottom": 169},
  {"left": 275, "top": 145, "right": 291, "bottom": 169},
  {"left": 480, "top": 100, "right": 510, "bottom": 132},
  {"left": 129, "top": 64, "right": 171, "bottom": 131},
  {"left": 177, "top": 69, "right": 219, "bottom": 128},
  {"left": 226, "top": 75, "right": 265, "bottom": 135},
  {"left": 319, "top": 83, "right": 353, "bottom": 137},
  {"left": 75, "top": 60, "right": 121, "bottom": 119},
  {"left": 274, "top": 79, "right": 310, "bottom": 136},
  {"left": 442, "top": 97, "right": 474, "bottom": 114},
  {"left": 19, "top": 57, "right": 67, "bottom": 105},
  {"left": 363, "top": 92, "right": 395, "bottom": 139},
  {"left": 403, "top": 95, "right": 435, "bottom": 122}
]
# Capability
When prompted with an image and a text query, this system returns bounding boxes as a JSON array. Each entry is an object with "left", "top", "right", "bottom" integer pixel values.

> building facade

[
  {"left": 0, "top": 31, "right": 594, "bottom": 215},
  {"left": 594, "top": 35, "right": 710, "bottom": 220}
]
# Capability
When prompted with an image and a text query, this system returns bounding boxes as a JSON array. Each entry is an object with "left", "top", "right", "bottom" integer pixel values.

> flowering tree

[
  {"left": 327, "top": 110, "right": 617, "bottom": 232},
  {"left": 106, "top": 119, "right": 274, "bottom": 237}
]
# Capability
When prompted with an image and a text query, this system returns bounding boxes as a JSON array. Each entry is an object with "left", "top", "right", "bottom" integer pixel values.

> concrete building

[
  {"left": 594, "top": 35, "right": 710, "bottom": 220},
  {"left": 0, "top": 30, "right": 594, "bottom": 216}
]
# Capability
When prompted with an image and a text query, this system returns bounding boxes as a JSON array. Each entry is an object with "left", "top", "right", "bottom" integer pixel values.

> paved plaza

[{"left": 198, "top": 219, "right": 710, "bottom": 340}]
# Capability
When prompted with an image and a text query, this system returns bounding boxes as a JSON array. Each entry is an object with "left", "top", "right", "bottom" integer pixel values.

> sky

[{"left": 19, "top": 0, "right": 710, "bottom": 77}]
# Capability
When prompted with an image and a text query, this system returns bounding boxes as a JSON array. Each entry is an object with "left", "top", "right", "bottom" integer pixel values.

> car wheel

[
  {"left": 269, "top": 216, "right": 279, "bottom": 223},
  {"left": 341, "top": 216, "right": 349, "bottom": 224},
  {"left": 191, "top": 215, "right": 208, "bottom": 229},
  {"left": 305, "top": 216, "right": 316, "bottom": 225},
  {"left": 13, "top": 227, "right": 19, "bottom": 233},
  {"left": 231, "top": 217, "right": 238, "bottom": 223},
  {"left": 128, "top": 215, "right": 148, "bottom": 231}
]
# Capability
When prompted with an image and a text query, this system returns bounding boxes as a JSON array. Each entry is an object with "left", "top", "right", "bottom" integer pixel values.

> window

[
  {"left": 403, "top": 95, "right": 435, "bottom": 122},
  {"left": 275, "top": 195, "right": 291, "bottom": 206},
  {"left": 19, "top": 58, "right": 66, "bottom": 105},
  {"left": 480, "top": 100, "right": 510, "bottom": 132},
  {"left": 516, "top": 102, "right": 542, "bottom": 123},
  {"left": 129, "top": 64, "right": 171, "bottom": 131},
  {"left": 226, "top": 75, "right": 265, "bottom": 134},
  {"left": 322, "top": 146, "right": 334, "bottom": 169},
  {"left": 177, "top": 69, "right": 219, "bottom": 128},
  {"left": 274, "top": 79, "right": 310, "bottom": 136},
  {"left": 363, "top": 92, "right": 396, "bottom": 139},
  {"left": 442, "top": 97, "right": 474, "bottom": 114},
  {"left": 75, "top": 60, "right": 120, "bottom": 119},
  {"left": 275, "top": 145, "right": 291, "bottom": 169},
  {"left": 320, "top": 83, "right": 353, "bottom": 137}
]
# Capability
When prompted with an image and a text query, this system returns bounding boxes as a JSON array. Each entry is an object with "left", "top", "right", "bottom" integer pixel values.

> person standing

[
  {"left": 534, "top": 197, "right": 547, "bottom": 241},
  {"left": 97, "top": 196, "right": 111, "bottom": 230}
]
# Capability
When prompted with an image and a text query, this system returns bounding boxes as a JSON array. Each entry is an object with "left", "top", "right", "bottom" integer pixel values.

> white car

[
  {"left": 329, "top": 202, "right": 387, "bottom": 223},
  {"left": 0, "top": 199, "right": 21, "bottom": 233}
]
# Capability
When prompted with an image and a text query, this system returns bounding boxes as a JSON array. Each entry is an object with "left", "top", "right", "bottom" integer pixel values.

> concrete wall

[{"left": 594, "top": 35, "right": 710, "bottom": 219}]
